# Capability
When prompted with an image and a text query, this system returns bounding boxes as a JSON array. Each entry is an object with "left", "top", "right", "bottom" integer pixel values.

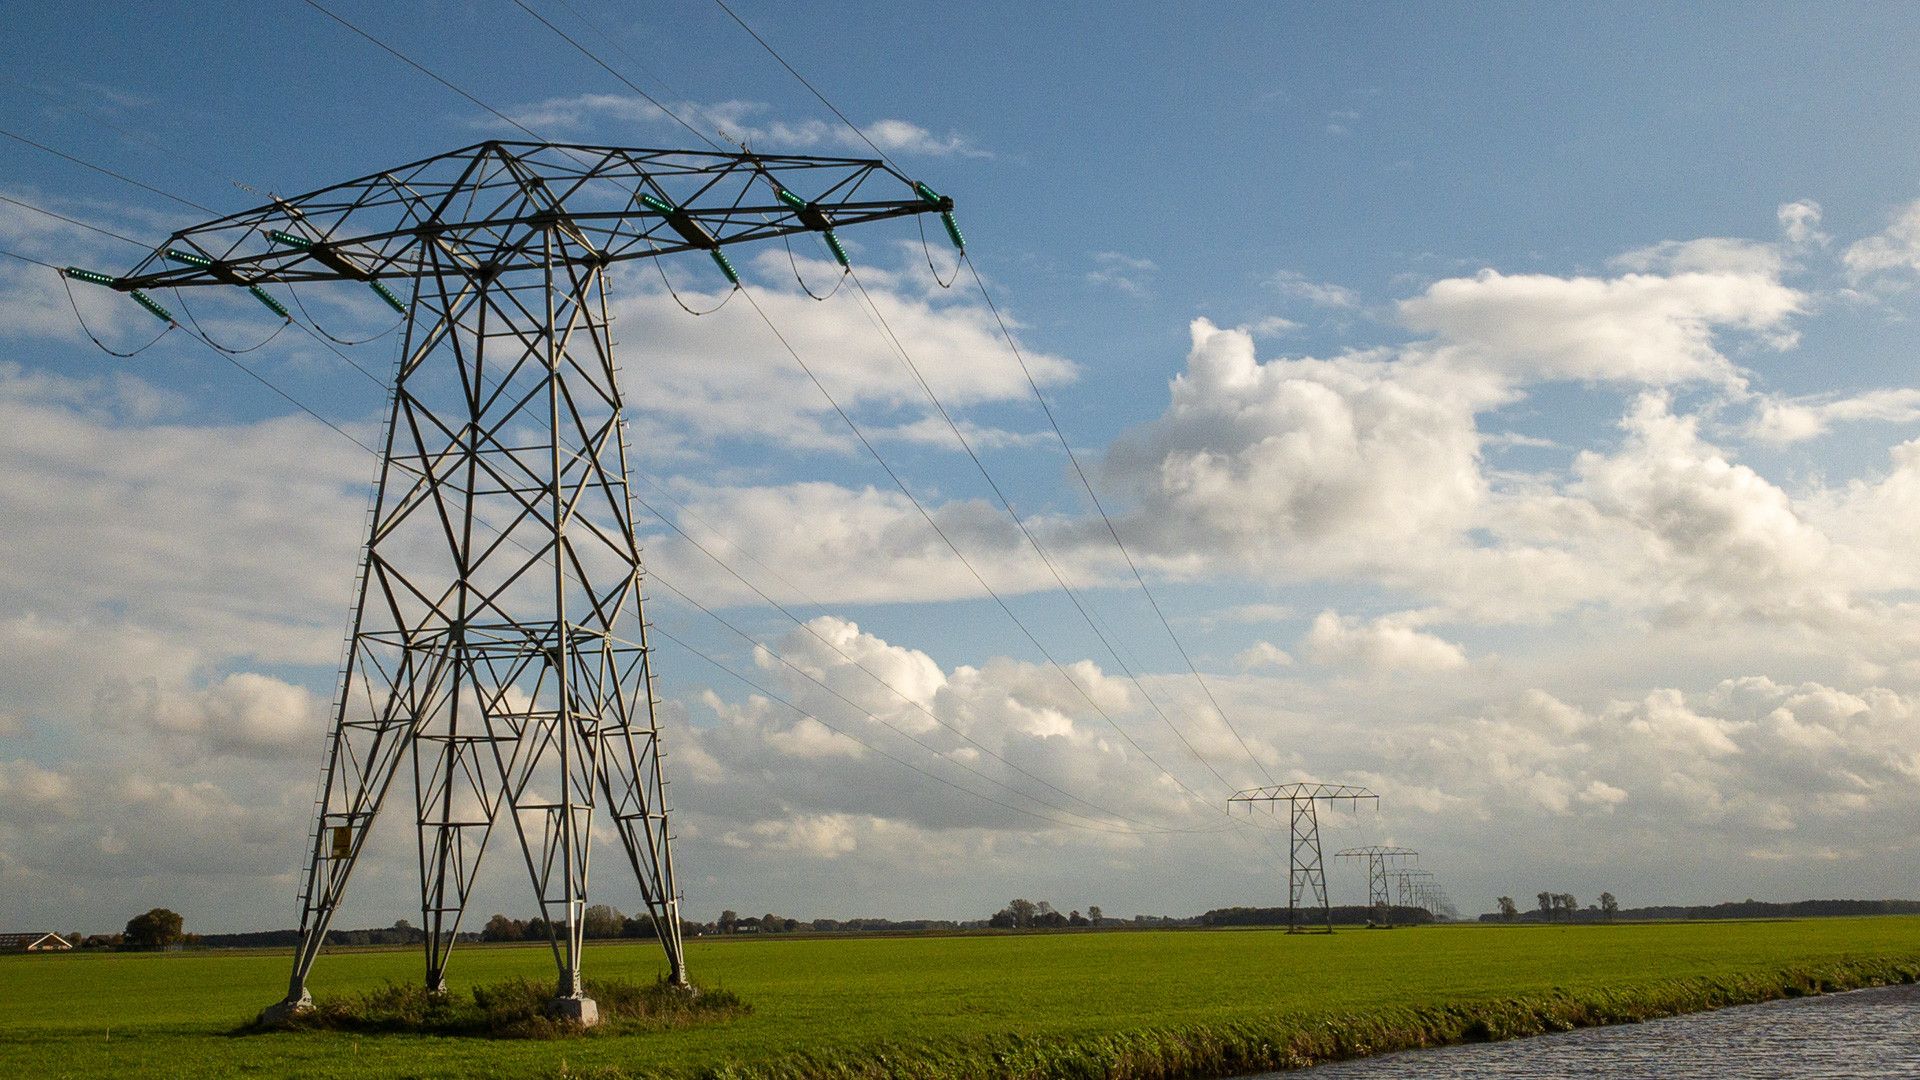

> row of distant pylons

[{"left": 1228, "top": 782, "right": 1450, "bottom": 931}]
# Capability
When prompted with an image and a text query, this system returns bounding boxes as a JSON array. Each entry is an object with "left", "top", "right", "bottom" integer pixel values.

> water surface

[{"left": 1276, "top": 981, "right": 1920, "bottom": 1078}]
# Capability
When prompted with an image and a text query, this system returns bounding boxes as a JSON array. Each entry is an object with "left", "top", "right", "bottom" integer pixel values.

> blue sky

[{"left": 4, "top": 2, "right": 1920, "bottom": 935}]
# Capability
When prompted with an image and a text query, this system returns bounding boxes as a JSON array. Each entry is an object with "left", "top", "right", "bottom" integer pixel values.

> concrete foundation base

[
  {"left": 258, "top": 990, "right": 314, "bottom": 1025},
  {"left": 547, "top": 995, "right": 600, "bottom": 1028}
]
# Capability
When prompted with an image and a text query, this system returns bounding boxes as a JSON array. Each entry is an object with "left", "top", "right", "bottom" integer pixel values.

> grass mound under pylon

[{"left": 244, "top": 975, "right": 747, "bottom": 1039}]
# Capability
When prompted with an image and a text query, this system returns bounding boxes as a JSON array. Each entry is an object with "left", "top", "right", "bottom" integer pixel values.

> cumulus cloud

[
  {"left": 1234, "top": 641, "right": 1294, "bottom": 670},
  {"left": 1410, "top": 678, "right": 1920, "bottom": 841},
  {"left": 1745, "top": 388, "right": 1920, "bottom": 444},
  {"left": 1611, "top": 237, "right": 1785, "bottom": 277},
  {"left": 1565, "top": 394, "right": 1842, "bottom": 623},
  {"left": 1843, "top": 198, "right": 1920, "bottom": 278},
  {"left": 1101, "top": 319, "right": 1492, "bottom": 575},
  {"left": 1400, "top": 269, "right": 1801, "bottom": 386},
  {"left": 610, "top": 252, "right": 1076, "bottom": 450},
  {"left": 1267, "top": 270, "right": 1360, "bottom": 308},
  {"left": 1778, "top": 199, "right": 1828, "bottom": 246},
  {"left": 1302, "top": 610, "right": 1467, "bottom": 672}
]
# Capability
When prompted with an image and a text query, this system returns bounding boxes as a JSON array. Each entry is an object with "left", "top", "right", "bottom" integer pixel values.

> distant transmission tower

[
  {"left": 1393, "top": 868, "right": 1438, "bottom": 919},
  {"left": 1230, "top": 783, "right": 1378, "bottom": 933},
  {"left": 1334, "top": 846, "right": 1417, "bottom": 926},
  {"left": 92, "top": 142, "right": 955, "bottom": 1024}
]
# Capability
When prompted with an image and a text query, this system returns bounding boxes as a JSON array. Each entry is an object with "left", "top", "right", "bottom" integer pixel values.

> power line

[
  {"left": 507, "top": 0, "right": 725, "bottom": 151},
  {"left": 0, "top": 245, "right": 58, "bottom": 270},
  {"left": 711, "top": 0, "right": 898, "bottom": 169},
  {"left": 21, "top": 23, "right": 1270, "bottom": 842},
  {"left": 2, "top": 75, "right": 264, "bottom": 198},
  {"left": 964, "top": 255, "right": 1278, "bottom": 786},
  {"left": 644, "top": 566, "right": 1213, "bottom": 836},
  {"left": 733, "top": 281, "right": 1234, "bottom": 815},
  {"left": 6, "top": 184, "right": 1188, "bottom": 838},
  {"left": 630, "top": 484, "right": 1211, "bottom": 834},
  {"left": 277, "top": 7, "right": 1251, "bottom": 823},
  {"left": 0, "top": 192, "right": 147, "bottom": 247},
  {"left": 844, "top": 266, "right": 1248, "bottom": 794},
  {"left": 705, "top": 0, "right": 1277, "bottom": 790},
  {"left": 297, "top": 0, "right": 546, "bottom": 141},
  {"left": 647, "top": 621, "right": 1226, "bottom": 835},
  {"left": 0, "top": 126, "right": 219, "bottom": 214}
]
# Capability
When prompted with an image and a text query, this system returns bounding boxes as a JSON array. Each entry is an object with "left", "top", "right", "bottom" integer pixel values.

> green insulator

[
  {"left": 775, "top": 186, "right": 808, "bottom": 211},
  {"left": 823, "top": 230, "right": 851, "bottom": 268},
  {"left": 129, "top": 289, "right": 174, "bottom": 324},
  {"left": 368, "top": 280, "right": 407, "bottom": 314},
  {"left": 248, "top": 285, "right": 292, "bottom": 320},
  {"left": 939, "top": 210, "right": 965, "bottom": 251},
  {"left": 913, "top": 180, "right": 943, "bottom": 205},
  {"left": 708, "top": 248, "right": 740, "bottom": 286},
  {"left": 164, "top": 248, "right": 213, "bottom": 268},
  {"left": 638, "top": 192, "right": 677, "bottom": 215},
  {"left": 63, "top": 267, "right": 118, "bottom": 287},
  {"left": 266, "top": 229, "right": 314, "bottom": 250}
]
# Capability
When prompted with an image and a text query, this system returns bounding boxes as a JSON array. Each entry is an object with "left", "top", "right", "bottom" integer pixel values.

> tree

[
  {"left": 1497, "top": 896, "right": 1518, "bottom": 921},
  {"left": 1600, "top": 892, "right": 1619, "bottom": 922},
  {"left": 1006, "top": 898, "right": 1037, "bottom": 929},
  {"left": 1087, "top": 905, "right": 1103, "bottom": 926},
  {"left": 582, "top": 904, "right": 624, "bottom": 939},
  {"left": 124, "top": 908, "right": 184, "bottom": 950},
  {"left": 1537, "top": 892, "right": 1553, "bottom": 917},
  {"left": 718, "top": 910, "right": 739, "bottom": 934},
  {"left": 481, "top": 914, "right": 522, "bottom": 942},
  {"left": 1069, "top": 910, "right": 1089, "bottom": 927}
]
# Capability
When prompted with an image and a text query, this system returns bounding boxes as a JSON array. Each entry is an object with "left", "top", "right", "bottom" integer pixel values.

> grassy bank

[{"left": 2, "top": 917, "right": 1916, "bottom": 1078}]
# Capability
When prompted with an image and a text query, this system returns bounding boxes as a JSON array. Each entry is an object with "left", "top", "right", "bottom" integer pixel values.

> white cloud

[
  {"left": 1102, "top": 319, "right": 1491, "bottom": 575},
  {"left": 1746, "top": 388, "right": 1920, "bottom": 445},
  {"left": 1778, "top": 199, "right": 1828, "bottom": 246},
  {"left": 1611, "top": 237, "right": 1785, "bottom": 277},
  {"left": 1244, "top": 316, "right": 1303, "bottom": 337},
  {"left": 609, "top": 251, "right": 1076, "bottom": 451},
  {"left": 1302, "top": 610, "right": 1468, "bottom": 672},
  {"left": 1085, "top": 251, "right": 1157, "bottom": 296},
  {"left": 1843, "top": 198, "right": 1920, "bottom": 278},
  {"left": 1234, "top": 641, "right": 1294, "bottom": 670},
  {"left": 1399, "top": 269, "right": 1801, "bottom": 386},
  {"left": 1267, "top": 270, "right": 1360, "bottom": 308},
  {"left": 493, "top": 94, "right": 987, "bottom": 157}
]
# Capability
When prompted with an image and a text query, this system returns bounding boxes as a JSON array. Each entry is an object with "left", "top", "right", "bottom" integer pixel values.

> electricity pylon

[
  {"left": 98, "top": 142, "right": 956, "bottom": 1024},
  {"left": 1334, "top": 846, "right": 1417, "bottom": 926},
  {"left": 1229, "top": 783, "right": 1378, "bottom": 933},
  {"left": 1394, "top": 868, "right": 1437, "bottom": 918}
]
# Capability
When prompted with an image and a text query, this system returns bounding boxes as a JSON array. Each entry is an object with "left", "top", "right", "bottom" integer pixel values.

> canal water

[{"left": 1273, "top": 981, "right": 1920, "bottom": 1078}]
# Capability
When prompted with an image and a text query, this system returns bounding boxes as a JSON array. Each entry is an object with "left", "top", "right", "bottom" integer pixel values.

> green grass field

[{"left": 3, "top": 919, "right": 1918, "bottom": 1079}]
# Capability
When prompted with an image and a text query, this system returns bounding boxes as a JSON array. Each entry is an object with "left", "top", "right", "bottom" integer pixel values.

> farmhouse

[{"left": 0, "top": 932, "right": 73, "bottom": 953}]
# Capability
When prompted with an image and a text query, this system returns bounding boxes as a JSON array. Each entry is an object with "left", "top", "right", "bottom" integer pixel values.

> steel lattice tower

[
  {"left": 1334, "top": 846, "right": 1416, "bottom": 926},
  {"left": 98, "top": 142, "right": 954, "bottom": 1023},
  {"left": 1229, "top": 783, "right": 1377, "bottom": 933}
]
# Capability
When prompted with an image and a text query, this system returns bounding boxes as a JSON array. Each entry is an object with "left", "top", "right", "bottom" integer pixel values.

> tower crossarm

[
  {"left": 1230, "top": 782, "right": 1378, "bottom": 805},
  {"left": 1333, "top": 845, "right": 1417, "bottom": 862},
  {"left": 100, "top": 141, "right": 953, "bottom": 290}
]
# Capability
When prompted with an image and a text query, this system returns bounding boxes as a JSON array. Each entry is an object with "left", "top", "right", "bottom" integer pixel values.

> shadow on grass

[{"left": 239, "top": 976, "right": 748, "bottom": 1039}]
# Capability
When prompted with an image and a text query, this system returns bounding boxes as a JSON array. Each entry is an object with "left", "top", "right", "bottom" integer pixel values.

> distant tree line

[
  {"left": 1484, "top": 896, "right": 1920, "bottom": 924},
  {"left": 1199, "top": 905, "right": 1436, "bottom": 927},
  {"left": 985, "top": 899, "right": 1106, "bottom": 929}
]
